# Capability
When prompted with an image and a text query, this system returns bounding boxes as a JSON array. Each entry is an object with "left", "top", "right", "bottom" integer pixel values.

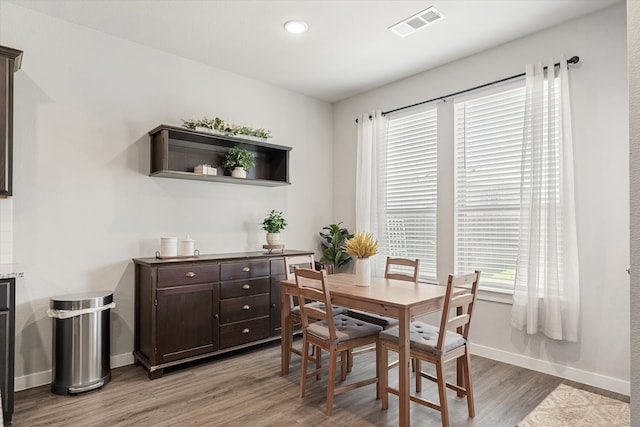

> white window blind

[
  {"left": 383, "top": 108, "right": 437, "bottom": 281},
  {"left": 454, "top": 86, "right": 526, "bottom": 292}
]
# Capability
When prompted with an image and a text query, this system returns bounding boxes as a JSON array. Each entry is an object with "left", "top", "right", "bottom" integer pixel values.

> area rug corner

[{"left": 517, "top": 383, "right": 630, "bottom": 427}]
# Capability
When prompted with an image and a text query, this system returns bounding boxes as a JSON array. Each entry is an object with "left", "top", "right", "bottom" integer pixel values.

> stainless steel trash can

[{"left": 49, "top": 291, "right": 114, "bottom": 395}]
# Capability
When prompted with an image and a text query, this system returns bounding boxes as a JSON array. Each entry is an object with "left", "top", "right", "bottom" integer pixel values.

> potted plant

[
  {"left": 344, "top": 231, "right": 378, "bottom": 286},
  {"left": 319, "top": 222, "right": 354, "bottom": 274},
  {"left": 261, "top": 210, "right": 287, "bottom": 245},
  {"left": 221, "top": 147, "right": 256, "bottom": 178}
]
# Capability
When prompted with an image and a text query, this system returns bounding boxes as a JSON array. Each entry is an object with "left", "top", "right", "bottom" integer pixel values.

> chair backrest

[
  {"left": 293, "top": 267, "right": 337, "bottom": 340},
  {"left": 284, "top": 255, "right": 316, "bottom": 280},
  {"left": 384, "top": 256, "right": 420, "bottom": 282},
  {"left": 436, "top": 271, "right": 481, "bottom": 350}
]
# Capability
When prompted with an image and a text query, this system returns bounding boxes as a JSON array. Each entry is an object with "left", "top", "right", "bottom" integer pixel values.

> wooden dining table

[{"left": 279, "top": 272, "right": 462, "bottom": 427}]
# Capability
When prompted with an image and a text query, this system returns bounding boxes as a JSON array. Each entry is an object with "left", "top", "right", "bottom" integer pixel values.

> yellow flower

[{"left": 344, "top": 231, "right": 378, "bottom": 258}]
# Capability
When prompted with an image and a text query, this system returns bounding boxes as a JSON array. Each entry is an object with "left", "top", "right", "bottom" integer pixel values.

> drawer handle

[
  {"left": 242, "top": 328, "right": 250, "bottom": 334},
  {"left": 242, "top": 267, "right": 251, "bottom": 272},
  {"left": 242, "top": 305, "right": 251, "bottom": 310},
  {"left": 242, "top": 284, "right": 251, "bottom": 290},
  {"left": 185, "top": 272, "right": 196, "bottom": 278}
]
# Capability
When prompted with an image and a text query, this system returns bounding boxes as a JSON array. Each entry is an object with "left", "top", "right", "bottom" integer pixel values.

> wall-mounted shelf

[{"left": 148, "top": 124, "right": 291, "bottom": 187}]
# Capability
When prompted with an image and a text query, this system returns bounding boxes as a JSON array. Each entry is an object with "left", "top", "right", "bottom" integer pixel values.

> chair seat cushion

[
  {"left": 346, "top": 309, "right": 399, "bottom": 328},
  {"left": 379, "top": 321, "right": 467, "bottom": 355},
  {"left": 292, "top": 303, "right": 347, "bottom": 316},
  {"left": 306, "top": 314, "right": 382, "bottom": 343}
]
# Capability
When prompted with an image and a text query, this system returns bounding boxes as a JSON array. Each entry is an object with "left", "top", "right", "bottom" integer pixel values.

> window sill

[
  {"left": 459, "top": 283, "right": 514, "bottom": 305},
  {"left": 421, "top": 279, "right": 514, "bottom": 305}
]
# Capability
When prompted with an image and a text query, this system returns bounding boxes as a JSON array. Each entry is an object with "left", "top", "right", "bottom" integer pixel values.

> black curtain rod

[{"left": 356, "top": 55, "right": 579, "bottom": 122}]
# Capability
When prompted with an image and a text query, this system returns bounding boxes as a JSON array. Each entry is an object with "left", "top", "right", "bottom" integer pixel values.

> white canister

[
  {"left": 180, "top": 235, "right": 195, "bottom": 257},
  {"left": 160, "top": 237, "right": 178, "bottom": 257}
]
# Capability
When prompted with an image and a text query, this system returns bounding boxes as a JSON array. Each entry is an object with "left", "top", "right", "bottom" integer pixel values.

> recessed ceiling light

[{"left": 284, "top": 20, "right": 308, "bottom": 34}]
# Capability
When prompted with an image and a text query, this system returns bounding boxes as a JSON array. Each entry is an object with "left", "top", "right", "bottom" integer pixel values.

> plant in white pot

[
  {"left": 261, "top": 210, "right": 287, "bottom": 245},
  {"left": 221, "top": 146, "right": 256, "bottom": 178},
  {"left": 344, "top": 231, "right": 378, "bottom": 286}
]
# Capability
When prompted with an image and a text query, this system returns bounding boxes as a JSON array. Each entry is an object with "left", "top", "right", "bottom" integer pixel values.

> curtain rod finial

[{"left": 568, "top": 56, "right": 579, "bottom": 64}]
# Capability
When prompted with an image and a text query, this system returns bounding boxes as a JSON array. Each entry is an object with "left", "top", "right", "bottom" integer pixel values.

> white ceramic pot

[
  {"left": 231, "top": 167, "right": 247, "bottom": 178},
  {"left": 266, "top": 232, "right": 281, "bottom": 245},
  {"left": 355, "top": 257, "right": 371, "bottom": 286}
]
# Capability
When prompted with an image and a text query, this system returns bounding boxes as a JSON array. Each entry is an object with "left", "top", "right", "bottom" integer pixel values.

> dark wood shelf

[{"left": 148, "top": 124, "right": 291, "bottom": 186}]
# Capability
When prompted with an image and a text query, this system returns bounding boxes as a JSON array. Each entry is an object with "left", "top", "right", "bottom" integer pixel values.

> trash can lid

[{"left": 50, "top": 291, "right": 113, "bottom": 310}]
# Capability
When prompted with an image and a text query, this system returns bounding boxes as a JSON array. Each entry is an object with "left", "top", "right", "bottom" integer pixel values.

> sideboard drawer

[
  {"left": 220, "top": 317, "right": 269, "bottom": 349},
  {"left": 219, "top": 277, "right": 270, "bottom": 299},
  {"left": 220, "top": 260, "right": 269, "bottom": 281},
  {"left": 157, "top": 263, "right": 219, "bottom": 287},
  {"left": 219, "top": 294, "right": 270, "bottom": 324}
]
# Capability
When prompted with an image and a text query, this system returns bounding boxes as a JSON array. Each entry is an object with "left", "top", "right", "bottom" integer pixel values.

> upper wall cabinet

[
  {"left": 0, "top": 45, "right": 23, "bottom": 197},
  {"left": 148, "top": 125, "right": 292, "bottom": 187}
]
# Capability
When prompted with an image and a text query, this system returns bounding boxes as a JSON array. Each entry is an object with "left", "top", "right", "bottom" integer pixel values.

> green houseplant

[
  {"left": 182, "top": 116, "right": 272, "bottom": 139},
  {"left": 261, "top": 210, "right": 287, "bottom": 245},
  {"left": 221, "top": 147, "right": 256, "bottom": 178},
  {"left": 319, "top": 222, "right": 354, "bottom": 274}
]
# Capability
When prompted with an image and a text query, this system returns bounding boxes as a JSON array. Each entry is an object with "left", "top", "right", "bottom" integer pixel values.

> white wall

[
  {"left": 333, "top": 4, "right": 630, "bottom": 393},
  {"left": 628, "top": 0, "right": 640, "bottom": 421},
  {"left": 0, "top": 2, "right": 333, "bottom": 388}
]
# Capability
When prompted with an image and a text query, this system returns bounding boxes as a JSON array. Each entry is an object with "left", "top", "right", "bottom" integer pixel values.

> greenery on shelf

[
  {"left": 344, "top": 231, "right": 378, "bottom": 259},
  {"left": 261, "top": 210, "right": 287, "bottom": 233},
  {"left": 319, "top": 222, "right": 354, "bottom": 273},
  {"left": 221, "top": 147, "right": 256, "bottom": 171},
  {"left": 182, "top": 116, "right": 272, "bottom": 139}
]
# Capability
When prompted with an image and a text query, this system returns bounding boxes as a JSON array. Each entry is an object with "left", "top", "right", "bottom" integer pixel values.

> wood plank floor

[{"left": 13, "top": 340, "right": 629, "bottom": 426}]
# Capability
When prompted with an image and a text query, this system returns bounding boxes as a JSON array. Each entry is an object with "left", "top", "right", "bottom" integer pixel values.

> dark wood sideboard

[
  {"left": 0, "top": 278, "right": 15, "bottom": 425},
  {"left": 132, "top": 250, "right": 313, "bottom": 379}
]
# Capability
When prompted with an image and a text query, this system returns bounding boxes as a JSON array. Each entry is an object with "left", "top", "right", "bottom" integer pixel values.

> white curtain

[
  {"left": 512, "top": 56, "right": 580, "bottom": 341},
  {"left": 355, "top": 110, "right": 388, "bottom": 277}
]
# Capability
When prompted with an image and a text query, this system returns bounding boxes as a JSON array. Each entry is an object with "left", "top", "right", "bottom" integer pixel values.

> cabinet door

[
  {"left": 0, "top": 56, "right": 12, "bottom": 195},
  {"left": 156, "top": 283, "right": 218, "bottom": 363},
  {"left": 270, "top": 275, "right": 285, "bottom": 336},
  {"left": 0, "top": 310, "right": 8, "bottom": 421}
]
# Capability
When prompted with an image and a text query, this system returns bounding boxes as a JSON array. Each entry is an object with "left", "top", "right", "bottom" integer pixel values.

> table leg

[
  {"left": 281, "top": 287, "right": 291, "bottom": 375},
  {"left": 456, "top": 305, "right": 464, "bottom": 397},
  {"left": 398, "top": 309, "right": 411, "bottom": 426}
]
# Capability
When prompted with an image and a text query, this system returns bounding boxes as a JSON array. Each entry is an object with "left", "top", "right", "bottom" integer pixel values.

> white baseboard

[
  {"left": 470, "top": 343, "right": 630, "bottom": 396},
  {"left": 14, "top": 352, "right": 134, "bottom": 392}
]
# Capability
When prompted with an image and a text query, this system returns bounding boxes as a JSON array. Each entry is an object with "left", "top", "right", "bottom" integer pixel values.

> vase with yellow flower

[{"left": 344, "top": 231, "right": 378, "bottom": 287}]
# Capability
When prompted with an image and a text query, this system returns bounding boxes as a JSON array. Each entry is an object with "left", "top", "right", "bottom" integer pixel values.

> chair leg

[
  {"left": 299, "top": 336, "right": 309, "bottom": 398},
  {"left": 380, "top": 341, "right": 389, "bottom": 410},
  {"left": 415, "top": 358, "right": 422, "bottom": 393},
  {"left": 340, "top": 351, "right": 348, "bottom": 381},
  {"left": 435, "top": 360, "right": 449, "bottom": 427},
  {"left": 326, "top": 348, "right": 338, "bottom": 416},
  {"left": 375, "top": 339, "right": 381, "bottom": 400},
  {"left": 463, "top": 350, "right": 475, "bottom": 417},
  {"left": 315, "top": 347, "right": 322, "bottom": 381},
  {"left": 287, "top": 318, "right": 294, "bottom": 371}
]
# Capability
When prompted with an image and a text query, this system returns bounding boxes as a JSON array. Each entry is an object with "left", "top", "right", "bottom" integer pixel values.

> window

[
  {"left": 382, "top": 108, "right": 438, "bottom": 281},
  {"left": 454, "top": 86, "right": 526, "bottom": 292},
  {"left": 376, "top": 80, "right": 562, "bottom": 293}
]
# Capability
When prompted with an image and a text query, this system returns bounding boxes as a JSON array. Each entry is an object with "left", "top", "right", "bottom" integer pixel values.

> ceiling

[{"left": 7, "top": 0, "right": 621, "bottom": 103}]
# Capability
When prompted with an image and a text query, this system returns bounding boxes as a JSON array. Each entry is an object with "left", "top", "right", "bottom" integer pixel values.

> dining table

[{"left": 279, "top": 272, "right": 463, "bottom": 427}]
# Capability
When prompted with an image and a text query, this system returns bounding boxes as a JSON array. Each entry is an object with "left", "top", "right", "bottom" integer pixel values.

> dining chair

[
  {"left": 294, "top": 267, "right": 382, "bottom": 416},
  {"left": 283, "top": 255, "right": 347, "bottom": 371},
  {"left": 379, "top": 270, "right": 481, "bottom": 427}
]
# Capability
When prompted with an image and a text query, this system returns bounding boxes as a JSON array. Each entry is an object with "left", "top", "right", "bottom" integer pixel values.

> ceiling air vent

[{"left": 388, "top": 6, "right": 445, "bottom": 37}]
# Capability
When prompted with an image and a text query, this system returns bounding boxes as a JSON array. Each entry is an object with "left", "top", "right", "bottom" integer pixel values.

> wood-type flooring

[{"left": 13, "top": 340, "right": 629, "bottom": 426}]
